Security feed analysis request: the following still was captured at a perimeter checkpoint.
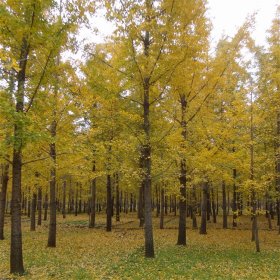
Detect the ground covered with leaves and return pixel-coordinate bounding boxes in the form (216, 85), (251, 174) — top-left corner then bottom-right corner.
(0, 214), (280, 279)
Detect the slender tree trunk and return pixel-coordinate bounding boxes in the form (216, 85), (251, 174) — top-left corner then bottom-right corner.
(200, 182), (208, 235)
(47, 121), (57, 247)
(62, 181), (66, 219)
(191, 186), (197, 229)
(75, 184), (78, 216)
(30, 192), (36, 231)
(160, 187), (164, 229)
(232, 168), (237, 227)
(142, 74), (154, 257)
(138, 183), (144, 227)
(211, 188), (217, 223)
(0, 164), (9, 240)
(164, 194), (168, 215)
(37, 187), (42, 226)
(251, 191), (260, 252)
(177, 94), (187, 245)
(267, 208), (272, 230)
(227, 188), (230, 215)
(44, 193), (48, 221)
(106, 174), (112, 232)
(139, 3), (154, 258)
(155, 185), (160, 217)
(10, 35), (31, 274)
(206, 189), (211, 221)
(89, 174), (96, 228)
(276, 112), (280, 233)
(216, 189), (219, 215)
(130, 193), (133, 212)
(79, 184), (82, 214)
(27, 194), (31, 218)
(115, 173), (120, 222)
(174, 195), (177, 216)
(265, 193), (272, 230)
(222, 181), (228, 229)
(250, 91), (260, 252)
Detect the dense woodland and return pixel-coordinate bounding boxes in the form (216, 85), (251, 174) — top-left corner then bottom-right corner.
(0, 0), (280, 278)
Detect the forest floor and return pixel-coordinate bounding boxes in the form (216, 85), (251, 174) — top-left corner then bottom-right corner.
(0, 213), (280, 279)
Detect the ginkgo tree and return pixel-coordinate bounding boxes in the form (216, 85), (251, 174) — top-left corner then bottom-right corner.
(0, 0), (94, 274)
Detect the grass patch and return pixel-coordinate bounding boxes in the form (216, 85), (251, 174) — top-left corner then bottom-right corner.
(1, 214), (280, 279)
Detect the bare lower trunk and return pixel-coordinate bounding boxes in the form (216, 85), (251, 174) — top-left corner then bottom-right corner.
(0, 164), (9, 240)
(211, 188), (217, 223)
(177, 94), (187, 245)
(89, 175), (96, 228)
(177, 181), (186, 244)
(106, 174), (112, 232)
(10, 35), (29, 274)
(160, 187), (164, 229)
(200, 182), (208, 235)
(222, 181), (227, 229)
(62, 181), (66, 219)
(30, 192), (36, 231)
(37, 187), (42, 225)
(47, 132), (56, 247)
(138, 181), (144, 227)
(251, 192), (260, 252)
(191, 189), (198, 230)
(232, 169), (237, 227)
(115, 173), (120, 222)
(10, 148), (24, 273)
(44, 193), (48, 221)
(143, 167), (154, 257)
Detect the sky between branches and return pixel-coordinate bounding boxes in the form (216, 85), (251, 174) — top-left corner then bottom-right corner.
(80, 0), (279, 48)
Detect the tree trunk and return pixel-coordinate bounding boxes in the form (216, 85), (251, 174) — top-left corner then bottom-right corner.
(89, 175), (96, 228)
(206, 189), (211, 221)
(155, 185), (160, 217)
(177, 94), (187, 245)
(138, 183), (144, 227)
(75, 184), (78, 216)
(211, 188), (217, 223)
(27, 195), (31, 218)
(130, 193), (133, 212)
(10, 35), (30, 274)
(251, 191), (260, 252)
(222, 181), (228, 229)
(140, 6), (154, 258)
(191, 186), (197, 229)
(160, 187), (164, 229)
(62, 181), (66, 219)
(47, 121), (57, 248)
(0, 164), (9, 240)
(174, 195), (177, 216)
(37, 187), (42, 226)
(106, 174), (112, 232)
(115, 173), (120, 222)
(200, 182), (208, 235)
(276, 112), (280, 232)
(79, 184), (82, 214)
(30, 192), (36, 231)
(250, 91), (260, 252)
(232, 168), (237, 227)
(44, 193), (48, 221)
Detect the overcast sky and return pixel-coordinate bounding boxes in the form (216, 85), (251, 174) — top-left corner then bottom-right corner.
(79, 0), (279, 54)
(208, 0), (279, 46)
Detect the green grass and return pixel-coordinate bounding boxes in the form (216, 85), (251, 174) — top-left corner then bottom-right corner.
(1, 214), (280, 279)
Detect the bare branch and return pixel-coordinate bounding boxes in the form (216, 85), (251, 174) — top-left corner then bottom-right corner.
(22, 152), (69, 166)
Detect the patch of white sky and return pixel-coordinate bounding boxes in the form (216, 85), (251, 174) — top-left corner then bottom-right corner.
(207, 0), (279, 48)
(67, 0), (279, 64)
